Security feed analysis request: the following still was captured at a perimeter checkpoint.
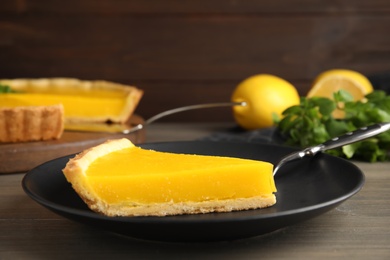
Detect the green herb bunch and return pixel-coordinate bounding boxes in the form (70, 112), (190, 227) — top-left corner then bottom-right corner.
(276, 90), (390, 162)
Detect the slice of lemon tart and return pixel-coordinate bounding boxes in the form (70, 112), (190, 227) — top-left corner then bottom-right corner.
(0, 78), (143, 129)
(62, 138), (277, 217)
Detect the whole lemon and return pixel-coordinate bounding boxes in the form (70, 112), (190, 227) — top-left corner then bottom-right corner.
(231, 74), (300, 130)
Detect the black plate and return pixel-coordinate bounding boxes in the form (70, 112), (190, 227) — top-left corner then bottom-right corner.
(22, 141), (364, 242)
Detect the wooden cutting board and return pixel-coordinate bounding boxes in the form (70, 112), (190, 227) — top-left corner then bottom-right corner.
(0, 115), (145, 174)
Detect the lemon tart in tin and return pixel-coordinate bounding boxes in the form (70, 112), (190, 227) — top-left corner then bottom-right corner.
(0, 78), (143, 142)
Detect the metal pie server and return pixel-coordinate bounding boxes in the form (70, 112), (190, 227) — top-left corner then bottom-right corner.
(273, 122), (390, 176)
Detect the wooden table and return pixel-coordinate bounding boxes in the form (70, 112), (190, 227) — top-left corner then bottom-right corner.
(1, 123), (389, 259)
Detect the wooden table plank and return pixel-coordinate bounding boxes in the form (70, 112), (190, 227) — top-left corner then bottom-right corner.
(0, 123), (389, 259)
(0, 115), (145, 174)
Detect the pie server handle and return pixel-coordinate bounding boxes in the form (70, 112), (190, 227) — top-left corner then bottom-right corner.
(273, 122), (390, 176)
(320, 122), (390, 151)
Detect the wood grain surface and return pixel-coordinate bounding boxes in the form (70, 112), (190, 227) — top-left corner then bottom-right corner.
(0, 123), (389, 259)
(1, 0), (389, 122)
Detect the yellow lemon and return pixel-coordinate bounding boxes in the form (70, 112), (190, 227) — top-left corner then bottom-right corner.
(231, 74), (300, 130)
(308, 69), (373, 100)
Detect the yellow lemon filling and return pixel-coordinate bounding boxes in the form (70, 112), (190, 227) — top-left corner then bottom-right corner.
(86, 147), (276, 204)
(0, 93), (127, 120)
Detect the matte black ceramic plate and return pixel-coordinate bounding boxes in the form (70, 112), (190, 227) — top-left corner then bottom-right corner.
(22, 141), (364, 242)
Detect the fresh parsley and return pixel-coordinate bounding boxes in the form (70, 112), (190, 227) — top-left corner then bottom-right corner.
(276, 90), (390, 162)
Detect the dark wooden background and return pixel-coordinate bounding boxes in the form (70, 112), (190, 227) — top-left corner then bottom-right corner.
(1, 0), (389, 122)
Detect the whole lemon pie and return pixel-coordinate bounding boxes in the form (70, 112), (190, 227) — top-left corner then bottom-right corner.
(0, 78), (143, 143)
(62, 138), (277, 217)
(0, 78), (143, 126)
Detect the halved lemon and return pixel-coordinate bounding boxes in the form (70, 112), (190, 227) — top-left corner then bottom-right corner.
(307, 69), (373, 118)
(307, 69), (373, 100)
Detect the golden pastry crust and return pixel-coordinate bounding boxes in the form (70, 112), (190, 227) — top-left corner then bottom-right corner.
(98, 195), (276, 217)
(63, 139), (276, 217)
(0, 104), (64, 143)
